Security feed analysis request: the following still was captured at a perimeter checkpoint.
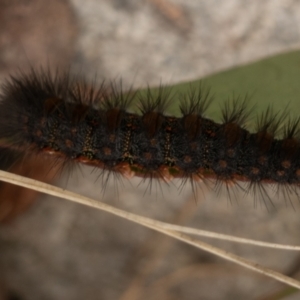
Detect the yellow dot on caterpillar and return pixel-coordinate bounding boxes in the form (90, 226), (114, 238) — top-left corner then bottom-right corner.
(82, 152), (93, 160)
(281, 160), (291, 169)
(103, 147), (112, 156)
(219, 160), (227, 169)
(277, 170), (285, 177)
(251, 167), (260, 175)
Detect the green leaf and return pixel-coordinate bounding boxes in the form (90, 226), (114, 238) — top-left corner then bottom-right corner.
(139, 50), (300, 125)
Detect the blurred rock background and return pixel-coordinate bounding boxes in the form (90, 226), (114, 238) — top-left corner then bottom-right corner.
(1, 0), (300, 299)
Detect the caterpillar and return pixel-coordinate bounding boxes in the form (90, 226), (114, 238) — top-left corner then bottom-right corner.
(0, 68), (299, 204)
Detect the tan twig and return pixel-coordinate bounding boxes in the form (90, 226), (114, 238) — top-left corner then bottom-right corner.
(0, 169), (299, 289)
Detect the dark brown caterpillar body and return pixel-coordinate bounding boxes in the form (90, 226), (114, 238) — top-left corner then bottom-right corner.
(0, 69), (300, 201)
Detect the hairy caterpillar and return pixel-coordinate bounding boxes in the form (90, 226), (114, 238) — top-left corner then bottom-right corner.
(0, 68), (299, 204)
